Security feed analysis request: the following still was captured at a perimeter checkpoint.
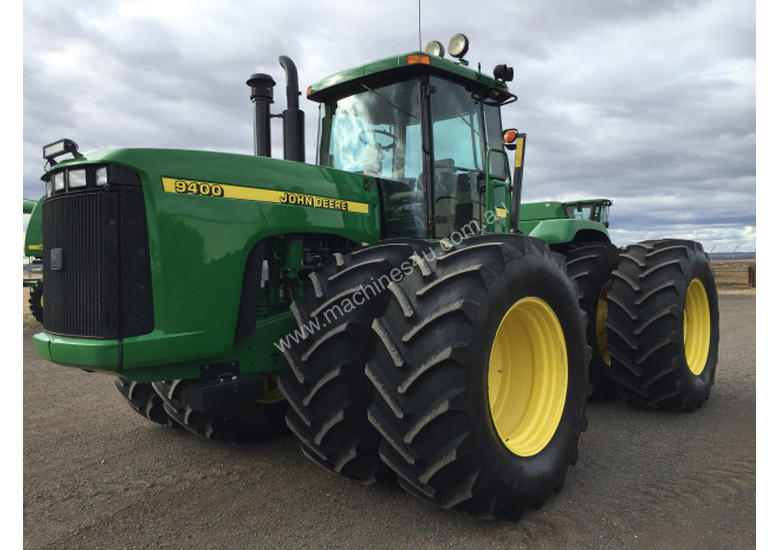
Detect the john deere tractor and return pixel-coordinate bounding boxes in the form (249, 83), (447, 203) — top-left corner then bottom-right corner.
(32, 35), (718, 519)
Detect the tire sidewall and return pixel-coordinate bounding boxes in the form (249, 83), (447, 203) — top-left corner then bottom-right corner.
(463, 251), (588, 497)
(679, 250), (719, 400)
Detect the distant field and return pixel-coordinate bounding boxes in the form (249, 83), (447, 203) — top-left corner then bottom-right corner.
(710, 252), (756, 261)
(711, 259), (756, 290)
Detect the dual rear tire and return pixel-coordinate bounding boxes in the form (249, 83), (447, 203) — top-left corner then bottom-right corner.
(114, 377), (174, 427)
(151, 379), (287, 442)
(113, 375), (287, 442)
(606, 239), (719, 410)
(560, 238), (719, 411)
(282, 235), (589, 519)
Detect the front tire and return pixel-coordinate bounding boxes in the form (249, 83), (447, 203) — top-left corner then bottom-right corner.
(606, 239), (719, 410)
(366, 234), (589, 519)
(279, 241), (425, 483)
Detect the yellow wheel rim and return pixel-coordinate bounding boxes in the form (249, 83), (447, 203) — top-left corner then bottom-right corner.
(488, 297), (568, 457)
(596, 280), (611, 366)
(684, 278), (711, 375)
(255, 374), (285, 405)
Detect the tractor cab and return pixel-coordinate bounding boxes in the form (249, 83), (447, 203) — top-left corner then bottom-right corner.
(307, 36), (516, 240)
(562, 199), (612, 227)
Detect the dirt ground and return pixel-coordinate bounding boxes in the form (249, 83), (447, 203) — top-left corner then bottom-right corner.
(23, 294), (755, 549)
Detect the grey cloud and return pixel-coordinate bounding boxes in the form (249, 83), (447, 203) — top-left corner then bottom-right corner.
(23, 0), (755, 251)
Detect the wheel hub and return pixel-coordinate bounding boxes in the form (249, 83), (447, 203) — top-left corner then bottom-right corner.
(684, 278), (710, 375)
(488, 297), (568, 457)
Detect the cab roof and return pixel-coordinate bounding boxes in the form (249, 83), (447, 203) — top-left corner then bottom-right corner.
(306, 50), (511, 103)
(561, 199), (613, 207)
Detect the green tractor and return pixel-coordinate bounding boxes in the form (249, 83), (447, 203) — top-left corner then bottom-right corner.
(517, 198), (613, 238)
(32, 36), (718, 519)
(24, 197), (45, 323)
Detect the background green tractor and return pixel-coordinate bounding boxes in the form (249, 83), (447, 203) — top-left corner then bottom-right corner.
(31, 35), (718, 519)
(23, 197), (45, 323)
(517, 198), (613, 243)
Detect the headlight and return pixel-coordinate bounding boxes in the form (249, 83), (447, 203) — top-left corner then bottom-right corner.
(95, 167), (107, 186)
(42, 138), (83, 164)
(43, 141), (66, 159)
(424, 40), (444, 57)
(447, 33), (469, 59)
(69, 169), (86, 189)
(53, 172), (65, 192)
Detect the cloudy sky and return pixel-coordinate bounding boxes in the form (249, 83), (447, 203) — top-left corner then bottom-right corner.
(22, 0), (755, 252)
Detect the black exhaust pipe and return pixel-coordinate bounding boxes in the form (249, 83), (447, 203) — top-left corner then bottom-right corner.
(247, 56), (305, 161)
(247, 73), (275, 157)
(278, 55), (305, 162)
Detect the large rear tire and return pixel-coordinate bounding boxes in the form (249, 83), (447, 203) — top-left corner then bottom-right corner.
(29, 283), (43, 324)
(114, 376), (174, 426)
(151, 378), (287, 443)
(561, 242), (620, 400)
(606, 239), (719, 410)
(366, 234), (589, 519)
(279, 241), (425, 483)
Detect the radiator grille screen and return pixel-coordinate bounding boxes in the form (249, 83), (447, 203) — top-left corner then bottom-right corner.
(42, 184), (153, 339)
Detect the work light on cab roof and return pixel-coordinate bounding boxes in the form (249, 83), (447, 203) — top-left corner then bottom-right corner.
(447, 32), (469, 59)
(424, 40), (445, 57)
(424, 33), (470, 63)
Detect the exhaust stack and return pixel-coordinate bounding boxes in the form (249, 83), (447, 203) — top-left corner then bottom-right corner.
(247, 73), (275, 157)
(278, 56), (305, 162)
(247, 56), (305, 161)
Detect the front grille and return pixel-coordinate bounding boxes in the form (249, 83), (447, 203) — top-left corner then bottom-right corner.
(42, 168), (153, 339)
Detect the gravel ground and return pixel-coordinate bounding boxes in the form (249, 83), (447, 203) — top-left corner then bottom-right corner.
(23, 294), (755, 549)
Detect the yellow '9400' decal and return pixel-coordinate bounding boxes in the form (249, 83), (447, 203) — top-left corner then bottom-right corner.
(160, 177), (370, 214)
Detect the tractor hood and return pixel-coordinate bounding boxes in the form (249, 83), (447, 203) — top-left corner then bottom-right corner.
(36, 147), (381, 377)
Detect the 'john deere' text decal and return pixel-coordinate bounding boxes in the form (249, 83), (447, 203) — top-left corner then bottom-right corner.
(161, 177), (369, 214)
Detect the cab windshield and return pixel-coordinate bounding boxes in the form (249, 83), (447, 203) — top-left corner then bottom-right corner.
(318, 79), (422, 182)
(319, 79), (425, 237)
